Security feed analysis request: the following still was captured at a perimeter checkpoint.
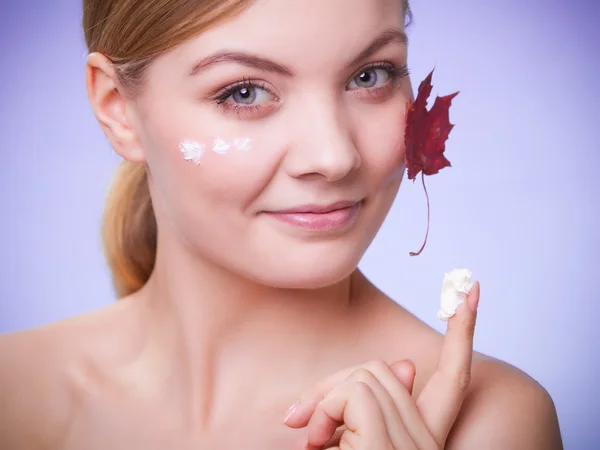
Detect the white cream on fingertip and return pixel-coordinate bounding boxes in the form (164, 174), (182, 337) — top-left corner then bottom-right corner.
(438, 268), (474, 321)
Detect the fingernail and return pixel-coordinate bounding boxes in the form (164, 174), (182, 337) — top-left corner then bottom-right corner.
(284, 401), (299, 423)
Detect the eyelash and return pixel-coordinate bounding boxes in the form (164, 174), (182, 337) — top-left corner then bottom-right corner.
(210, 62), (410, 117)
(213, 78), (275, 105)
(351, 61), (410, 90)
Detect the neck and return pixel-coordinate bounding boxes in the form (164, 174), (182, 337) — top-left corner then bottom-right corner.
(131, 238), (374, 427)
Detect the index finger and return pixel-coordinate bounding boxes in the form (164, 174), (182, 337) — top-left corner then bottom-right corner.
(416, 280), (480, 445)
(284, 359), (414, 428)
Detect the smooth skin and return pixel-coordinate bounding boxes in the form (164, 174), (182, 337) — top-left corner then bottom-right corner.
(0, 278), (563, 450)
(286, 282), (483, 449)
(0, 0), (562, 448)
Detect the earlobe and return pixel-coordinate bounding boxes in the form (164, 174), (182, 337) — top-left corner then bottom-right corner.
(85, 52), (145, 163)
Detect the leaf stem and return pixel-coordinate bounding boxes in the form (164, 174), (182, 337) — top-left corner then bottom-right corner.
(409, 171), (430, 256)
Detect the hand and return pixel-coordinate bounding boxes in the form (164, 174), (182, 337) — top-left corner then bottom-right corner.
(284, 281), (480, 450)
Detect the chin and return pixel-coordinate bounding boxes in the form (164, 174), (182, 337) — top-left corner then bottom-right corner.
(240, 240), (367, 290)
(251, 264), (357, 290)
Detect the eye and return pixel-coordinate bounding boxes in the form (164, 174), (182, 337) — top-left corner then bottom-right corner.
(215, 82), (274, 106)
(347, 68), (390, 90)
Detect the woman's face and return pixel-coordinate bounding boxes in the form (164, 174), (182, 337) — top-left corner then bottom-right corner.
(130, 0), (413, 288)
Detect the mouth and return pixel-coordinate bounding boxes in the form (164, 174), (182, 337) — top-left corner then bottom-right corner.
(264, 200), (362, 232)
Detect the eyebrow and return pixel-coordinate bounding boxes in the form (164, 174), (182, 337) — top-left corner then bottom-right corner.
(189, 27), (408, 77)
(346, 28), (408, 69)
(190, 51), (294, 77)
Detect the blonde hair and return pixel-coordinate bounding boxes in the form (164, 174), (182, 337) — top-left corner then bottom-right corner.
(83, 0), (412, 298)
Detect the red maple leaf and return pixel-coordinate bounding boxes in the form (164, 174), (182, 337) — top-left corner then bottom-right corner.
(404, 69), (458, 256)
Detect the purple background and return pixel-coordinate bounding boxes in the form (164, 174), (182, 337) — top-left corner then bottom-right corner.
(1, 0), (598, 447)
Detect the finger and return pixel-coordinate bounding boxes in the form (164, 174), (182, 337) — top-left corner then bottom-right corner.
(320, 426), (346, 449)
(344, 368), (417, 449)
(366, 360), (436, 449)
(416, 281), (480, 445)
(305, 380), (391, 449)
(303, 368), (416, 449)
(390, 359), (416, 395)
(304, 376), (410, 449)
(285, 359), (411, 428)
(284, 359), (383, 428)
(289, 360), (433, 450)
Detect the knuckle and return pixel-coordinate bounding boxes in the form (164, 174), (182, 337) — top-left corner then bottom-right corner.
(349, 367), (376, 384)
(464, 316), (476, 337)
(438, 368), (472, 394)
(366, 358), (390, 374)
(352, 380), (374, 398)
(456, 370), (472, 393)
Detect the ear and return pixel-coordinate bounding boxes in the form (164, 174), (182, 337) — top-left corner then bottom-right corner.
(85, 52), (145, 163)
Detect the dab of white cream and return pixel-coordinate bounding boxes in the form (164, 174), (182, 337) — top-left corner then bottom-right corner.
(212, 138), (231, 155)
(438, 269), (474, 321)
(179, 140), (205, 165)
(233, 137), (252, 152)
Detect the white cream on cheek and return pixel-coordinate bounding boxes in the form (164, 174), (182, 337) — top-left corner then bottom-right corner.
(212, 138), (231, 155)
(179, 140), (205, 166)
(232, 137), (252, 152)
(179, 137), (253, 165)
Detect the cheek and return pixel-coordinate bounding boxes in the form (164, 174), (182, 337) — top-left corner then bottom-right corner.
(356, 102), (407, 185)
(138, 107), (282, 220)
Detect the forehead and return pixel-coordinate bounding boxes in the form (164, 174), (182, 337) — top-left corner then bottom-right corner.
(167, 0), (406, 73)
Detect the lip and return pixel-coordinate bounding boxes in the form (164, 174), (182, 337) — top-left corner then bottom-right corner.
(273, 200), (360, 214)
(264, 200), (361, 232)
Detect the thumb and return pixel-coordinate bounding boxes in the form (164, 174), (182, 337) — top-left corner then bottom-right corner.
(391, 359), (416, 395)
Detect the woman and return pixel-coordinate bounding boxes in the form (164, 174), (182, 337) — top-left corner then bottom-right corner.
(0, 0), (563, 448)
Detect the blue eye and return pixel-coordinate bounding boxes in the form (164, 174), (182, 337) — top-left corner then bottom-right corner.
(348, 68), (390, 89)
(216, 82), (273, 105)
(346, 63), (409, 92)
(232, 86), (256, 104)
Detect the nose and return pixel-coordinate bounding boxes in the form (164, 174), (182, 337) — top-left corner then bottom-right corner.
(283, 97), (362, 182)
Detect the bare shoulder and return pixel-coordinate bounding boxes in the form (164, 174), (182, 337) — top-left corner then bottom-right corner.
(0, 323), (78, 448)
(0, 301), (135, 449)
(447, 355), (563, 449)
(364, 292), (563, 449)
